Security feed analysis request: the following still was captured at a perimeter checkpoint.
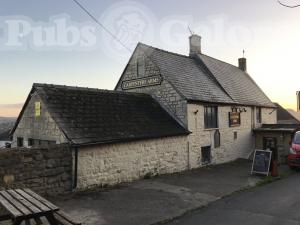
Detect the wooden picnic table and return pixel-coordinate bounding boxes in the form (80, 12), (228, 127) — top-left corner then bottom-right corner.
(0, 189), (61, 225)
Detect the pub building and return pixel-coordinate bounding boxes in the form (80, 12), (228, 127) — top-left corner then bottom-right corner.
(11, 34), (278, 189)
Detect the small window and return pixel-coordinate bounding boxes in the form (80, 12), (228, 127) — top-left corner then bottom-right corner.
(234, 131), (238, 140)
(204, 106), (218, 129)
(214, 130), (220, 148)
(137, 56), (145, 77)
(17, 137), (24, 147)
(256, 107), (262, 123)
(201, 146), (211, 165)
(28, 138), (34, 147)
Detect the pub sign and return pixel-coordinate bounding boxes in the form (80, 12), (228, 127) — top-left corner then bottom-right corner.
(121, 75), (162, 90)
(229, 112), (241, 127)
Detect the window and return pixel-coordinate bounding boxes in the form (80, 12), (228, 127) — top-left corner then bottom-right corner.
(234, 131), (238, 140)
(256, 107), (262, 123)
(214, 130), (220, 148)
(28, 138), (34, 147)
(201, 146), (211, 165)
(204, 106), (218, 129)
(17, 137), (23, 147)
(136, 56), (145, 77)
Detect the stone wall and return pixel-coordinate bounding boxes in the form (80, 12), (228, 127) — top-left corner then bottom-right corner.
(261, 107), (277, 125)
(77, 136), (188, 189)
(255, 132), (292, 164)
(187, 104), (253, 167)
(12, 94), (67, 147)
(187, 104), (277, 168)
(115, 47), (188, 125)
(0, 145), (72, 196)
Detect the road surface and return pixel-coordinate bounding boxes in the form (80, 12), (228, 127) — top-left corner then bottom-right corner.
(166, 173), (300, 225)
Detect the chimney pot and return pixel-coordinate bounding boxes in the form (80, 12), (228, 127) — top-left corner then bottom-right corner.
(238, 57), (247, 72)
(189, 34), (201, 55)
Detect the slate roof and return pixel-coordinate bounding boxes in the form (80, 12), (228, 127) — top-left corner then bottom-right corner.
(138, 43), (275, 107)
(274, 103), (300, 124)
(13, 84), (189, 146)
(254, 124), (300, 133)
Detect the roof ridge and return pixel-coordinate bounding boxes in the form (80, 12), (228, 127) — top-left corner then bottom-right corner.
(191, 55), (236, 103)
(198, 53), (242, 70)
(33, 83), (151, 97)
(138, 42), (191, 59)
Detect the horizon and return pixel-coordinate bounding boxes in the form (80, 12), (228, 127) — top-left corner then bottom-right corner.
(0, 0), (300, 117)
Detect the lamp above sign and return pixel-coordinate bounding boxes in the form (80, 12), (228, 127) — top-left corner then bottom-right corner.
(121, 75), (162, 90)
(229, 112), (241, 127)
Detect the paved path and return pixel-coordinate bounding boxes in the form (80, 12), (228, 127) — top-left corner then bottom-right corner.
(165, 173), (300, 225)
(52, 159), (262, 225)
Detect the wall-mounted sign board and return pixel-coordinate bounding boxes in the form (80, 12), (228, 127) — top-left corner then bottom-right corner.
(251, 149), (272, 176)
(229, 112), (241, 127)
(121, 75), (162, 90)
(35, 102), (41, 117)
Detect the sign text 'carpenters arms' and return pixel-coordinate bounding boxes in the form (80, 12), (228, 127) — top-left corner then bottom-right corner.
(121, 75), (163, 90)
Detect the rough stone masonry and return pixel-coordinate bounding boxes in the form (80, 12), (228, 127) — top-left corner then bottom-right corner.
(0, 144), (72, 196)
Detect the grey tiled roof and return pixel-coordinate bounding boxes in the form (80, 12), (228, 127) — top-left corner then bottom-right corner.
(28, 84), (189, 145)
(139, 43), (275, 107)
(139, 44), (234, 104)
(274, 103), (300, 124)
(198, 54), (275, 107)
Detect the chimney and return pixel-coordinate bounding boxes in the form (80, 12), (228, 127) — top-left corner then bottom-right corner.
(189, 34), (201, 55)
(238, 57), (247, 72)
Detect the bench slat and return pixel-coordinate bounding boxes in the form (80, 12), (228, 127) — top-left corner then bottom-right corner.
(55, 211), (81, 225)
(0, 192), (31, 216)
(0, 193), (23, 218)
(15, 189), (51, 213)
(53, 215), (70, 225)
(23, 189), (59, 211)
(7, 190), (42, 214)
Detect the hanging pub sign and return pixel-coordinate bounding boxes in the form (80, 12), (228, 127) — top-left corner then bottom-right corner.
(228, 112), (241, 127)
(251, 149), (272, 176)
(121, 75), (162, 90)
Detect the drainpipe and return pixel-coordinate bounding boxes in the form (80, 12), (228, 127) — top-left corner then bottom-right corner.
(72, 146), (78, 190)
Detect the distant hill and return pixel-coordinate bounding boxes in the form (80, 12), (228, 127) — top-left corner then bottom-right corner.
(0, 117), (16, 124)
(0, 117), (16, 140)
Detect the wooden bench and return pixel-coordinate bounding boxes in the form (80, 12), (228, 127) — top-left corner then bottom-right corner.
(54, 210), (81, 225)
(0, 189), (80, 225)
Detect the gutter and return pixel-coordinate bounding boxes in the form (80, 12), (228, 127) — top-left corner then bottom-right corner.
(71, 145), (79, 190)
(70, 132), (191, 148)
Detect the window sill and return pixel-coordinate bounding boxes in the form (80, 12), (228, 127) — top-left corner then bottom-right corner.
(204, 128), (219, 131)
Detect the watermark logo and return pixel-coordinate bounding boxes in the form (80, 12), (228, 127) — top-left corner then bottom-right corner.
(99, 1), (156, 59)
(0, 14), (97, 51)
(0, 1), (255, 60)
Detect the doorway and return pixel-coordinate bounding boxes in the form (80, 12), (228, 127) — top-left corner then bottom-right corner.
(201, 146), (211, 165)
(263, 137), (278, 161)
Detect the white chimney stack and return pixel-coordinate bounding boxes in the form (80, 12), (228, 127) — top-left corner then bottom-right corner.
(189, 34), (202, 55)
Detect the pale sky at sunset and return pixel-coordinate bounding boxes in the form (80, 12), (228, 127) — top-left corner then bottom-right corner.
(0, 0), (299, 117)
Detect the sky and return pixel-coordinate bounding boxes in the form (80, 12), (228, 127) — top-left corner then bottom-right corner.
(0, 0), (299, 117)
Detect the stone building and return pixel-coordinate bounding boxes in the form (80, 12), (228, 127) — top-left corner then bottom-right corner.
(11, 35), (277, 189)
(115, 34), (277, 165)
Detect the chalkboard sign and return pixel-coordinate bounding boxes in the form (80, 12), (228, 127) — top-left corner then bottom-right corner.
(251, 150), (272, 175)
